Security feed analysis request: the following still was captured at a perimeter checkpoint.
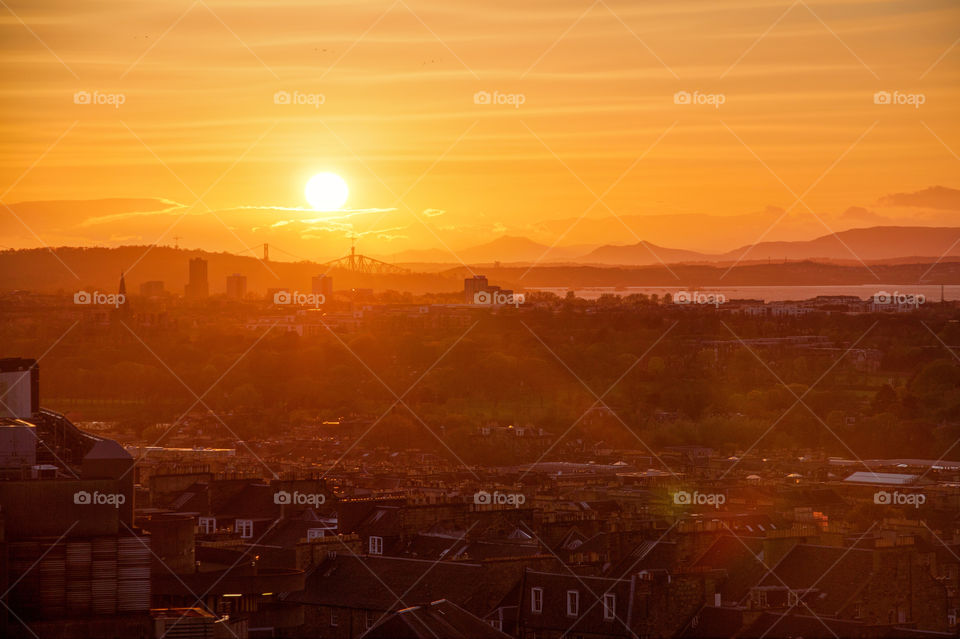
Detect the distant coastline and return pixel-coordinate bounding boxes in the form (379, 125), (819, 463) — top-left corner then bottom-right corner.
(532, 284), (960, 303)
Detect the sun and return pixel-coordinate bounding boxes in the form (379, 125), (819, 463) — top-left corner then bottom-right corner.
(305, 172), (349, 210)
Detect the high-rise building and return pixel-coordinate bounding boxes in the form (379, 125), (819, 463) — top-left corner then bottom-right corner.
(226, 273), (247, 300)
(464, 275), (488, 303)
(185, 258), (208, 299)
(311, 274), (333, 300)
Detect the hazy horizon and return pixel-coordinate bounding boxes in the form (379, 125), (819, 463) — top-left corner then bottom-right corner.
(3, 4), (960, 639)
(3, 0), (960, 271)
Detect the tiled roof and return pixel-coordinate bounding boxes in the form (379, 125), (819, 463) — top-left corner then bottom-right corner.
(604, 539), (677, 577)
(216, 483), (280, 519)
(678, 606), (745, 638)
(287, 555), (514, 616)
(691, 535), (766, 604)
(360, 599), (512, 639)
(738, 611), (867, 638)
(757, 544), (873, 615)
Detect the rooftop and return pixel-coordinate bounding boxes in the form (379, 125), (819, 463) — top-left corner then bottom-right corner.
(842, 471), (919, 485)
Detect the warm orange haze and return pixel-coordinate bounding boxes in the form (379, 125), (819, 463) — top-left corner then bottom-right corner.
(3, 2), (960, 639)
(1, 0), (960, 264)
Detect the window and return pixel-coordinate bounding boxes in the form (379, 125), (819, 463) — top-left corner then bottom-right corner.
(198, 517), (216, 534)
(531, 587), (543, 613)
(566, 590), (579, 617)
(307, 528), (325, 541)
(369, 536), (383, 555)
(330, 610), (339, 627)
(787, 591), (799, 608)
(365, 610), (376, 629)
(236, 519), (253, 539)
(603, 593), (616, 620)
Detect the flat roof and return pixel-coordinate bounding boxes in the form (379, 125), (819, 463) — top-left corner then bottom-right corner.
(842, 471), (918, 485)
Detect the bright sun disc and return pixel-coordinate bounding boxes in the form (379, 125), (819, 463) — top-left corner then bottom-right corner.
(305, 172), (349, 210)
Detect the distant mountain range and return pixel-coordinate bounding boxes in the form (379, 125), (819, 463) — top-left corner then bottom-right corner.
(581, 226), (960, 266)
(388, 226), (960, 267)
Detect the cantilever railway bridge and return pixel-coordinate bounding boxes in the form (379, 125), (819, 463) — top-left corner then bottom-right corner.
(230, 241), (410, 275)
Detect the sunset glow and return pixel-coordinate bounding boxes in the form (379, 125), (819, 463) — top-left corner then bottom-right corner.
(0, 1), (957, 262)
(3, 3), (960, 638)
(305, 172), (349, 211)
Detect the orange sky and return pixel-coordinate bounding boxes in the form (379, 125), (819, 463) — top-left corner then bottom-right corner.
(1, 0), (959, 262)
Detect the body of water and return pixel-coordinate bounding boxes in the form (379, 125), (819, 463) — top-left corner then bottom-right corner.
(529, 285), (960, 303)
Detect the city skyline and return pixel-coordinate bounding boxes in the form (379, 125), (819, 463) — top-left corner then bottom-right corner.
(3, 2), (960, 638)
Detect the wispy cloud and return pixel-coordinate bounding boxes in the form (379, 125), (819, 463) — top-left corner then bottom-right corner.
(82, 199), (187, 226)
(879, 186), (960, 211)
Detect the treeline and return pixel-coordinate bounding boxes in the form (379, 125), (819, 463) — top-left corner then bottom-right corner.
(3, 301), (960, 463)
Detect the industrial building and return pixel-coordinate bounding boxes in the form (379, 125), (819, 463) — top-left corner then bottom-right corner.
(0, 358), (152, 638)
